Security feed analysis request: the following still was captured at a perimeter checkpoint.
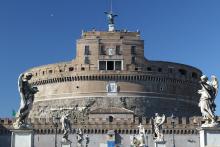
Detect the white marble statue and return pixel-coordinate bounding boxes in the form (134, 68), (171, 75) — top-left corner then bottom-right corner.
(76, 128), (84, 147)
(130, 124), (147, 147)
(198, 75), (219, 127)
(60, 113), (71, 142)
(153, 113), (165, 142)
(106, 81), (118, 93)
(13, 73), (38, 129)
(138, 124), (146, 146)
(85, 134), (89, 147)
(130, 135), (139, 147)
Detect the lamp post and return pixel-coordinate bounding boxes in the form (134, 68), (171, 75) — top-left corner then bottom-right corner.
(171, 114), (176, 147)
(85, 134), (89, 147)
(53, 113), (60, 147)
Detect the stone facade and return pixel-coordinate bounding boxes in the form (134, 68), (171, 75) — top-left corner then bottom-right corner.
(0, 28), (207, 147)
(23, 30), (202, 119)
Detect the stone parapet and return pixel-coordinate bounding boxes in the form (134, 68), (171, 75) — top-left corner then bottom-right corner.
(1, 116), (219, 135)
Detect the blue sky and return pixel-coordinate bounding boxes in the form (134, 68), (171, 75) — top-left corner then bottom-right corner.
(0, 0), (220, 117)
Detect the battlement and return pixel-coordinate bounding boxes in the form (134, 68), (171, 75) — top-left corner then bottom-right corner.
(81, 30), (141, 40)
(1, 116), (219, 135)
(0, 118), (13, 126)
(1, 116), (217, 126)
(27, 61), (201, 82)
(30, 73), (199, 87)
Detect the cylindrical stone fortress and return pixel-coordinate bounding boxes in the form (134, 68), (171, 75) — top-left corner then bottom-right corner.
(26, 31), (202, 118)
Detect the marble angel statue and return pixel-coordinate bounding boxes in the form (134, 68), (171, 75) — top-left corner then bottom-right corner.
(153, 113), (165, 141)
(130, 124), (147, 147)
(76, 128), (84, 147)
(60, 113), (71, 142)
(13, 73), (38, 129)
(198, 75), (219, 127)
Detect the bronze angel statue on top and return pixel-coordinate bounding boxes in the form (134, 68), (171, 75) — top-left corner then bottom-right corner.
(104, 12), (117, 25)
(198, 75), (219, 127)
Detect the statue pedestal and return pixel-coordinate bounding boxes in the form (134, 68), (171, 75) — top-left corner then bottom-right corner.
(107, 130), (115, 147)
(154, 141), (166, 147)
(199, 127), (220, 147)
(61, 141), (72, 147)
(11, 129), (34, 147)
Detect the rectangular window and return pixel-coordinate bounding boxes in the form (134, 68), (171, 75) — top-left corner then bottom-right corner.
(107, 61), (114, 70)
(115, 61), (122, 70)
(100, 45), (106, 55)
(84, 56), (89, 64)
(69, 67), (74, 71)
(116, 45), (121, 55)
(179, 69), (187, 76)
(158, 68), (162, 72)
(131, 46), (136, 55)
(168, 67), (174, 73)
(147, 67), (152, 71)
(131, 56), (136, 64)
(99, 60), (123, 71)
(84, 46), (90, 55)
(99, 61), (106, 70)
(192, 72), (198, 79)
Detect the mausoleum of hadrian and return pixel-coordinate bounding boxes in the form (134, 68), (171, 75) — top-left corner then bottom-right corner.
(0, 11), (219, 147)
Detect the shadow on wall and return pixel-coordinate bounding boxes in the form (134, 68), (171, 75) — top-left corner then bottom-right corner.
(115, 133), (122, 146)
(0, 124), (11, 147)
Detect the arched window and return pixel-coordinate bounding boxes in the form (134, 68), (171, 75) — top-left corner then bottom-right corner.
(147, 67), (152, 71)
(192, 72), (198, 79)
(109, 116), (113, 123)
(69, 67), (74, 71)
(179, 69), (187, 76)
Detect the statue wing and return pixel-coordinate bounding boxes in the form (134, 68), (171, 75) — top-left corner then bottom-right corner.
(67, 118), (71, 130)
(69, 121), (72, 130)
(211, 75), (218, 97)
(159, 114), (166, 126)
(18, 73), (24, 93)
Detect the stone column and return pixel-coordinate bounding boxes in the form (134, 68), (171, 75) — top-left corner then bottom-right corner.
(11, 129), (34, 147)
(154, 141), (166, 147)
(199, 127), (220, 147)
(61, 141), (72, 147)
(107, 130), (115, 147)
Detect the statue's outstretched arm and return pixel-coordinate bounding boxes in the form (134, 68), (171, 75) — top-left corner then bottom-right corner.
(211, 75), (218, 97)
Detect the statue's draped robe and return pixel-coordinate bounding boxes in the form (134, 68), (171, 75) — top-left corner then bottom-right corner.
(18, 80), (31, 117)
(61, 116), (71, 140)
(199, 82), (215, 120)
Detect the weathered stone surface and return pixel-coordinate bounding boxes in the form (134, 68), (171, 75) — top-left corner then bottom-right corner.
(11, 129), (34, 147)
(0, 133), (200, 147)
(0, 28), (206, 147)
(21, 31), (202, 119)
(199, 127), (220, 147)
